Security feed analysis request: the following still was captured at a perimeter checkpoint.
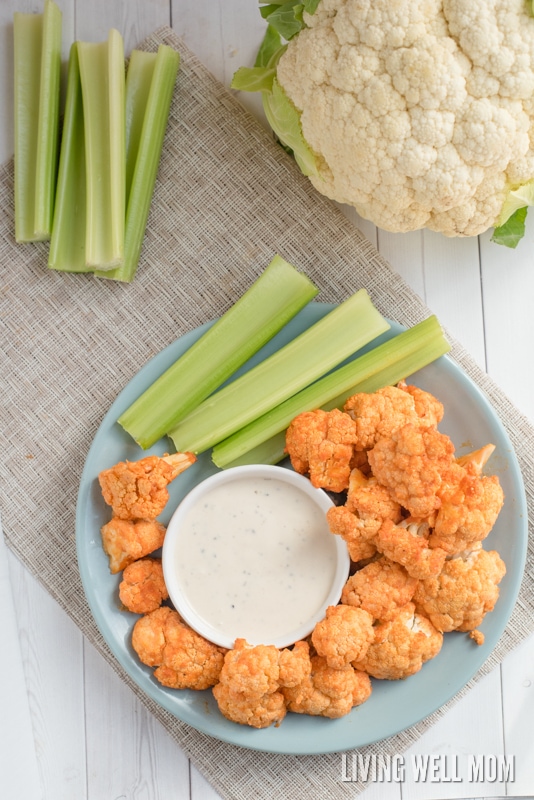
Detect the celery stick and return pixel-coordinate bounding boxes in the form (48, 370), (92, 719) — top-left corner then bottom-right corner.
(168, 289), (390, 455)
(33, 0), (62, 238)
(124, 50), (158, 200)
(48, 43), (88, 272)
(14, 12), (43, 242)
(212, 315), (450, 467)
(78, 29), (125, 269)
(97, 44), (180, 282)
(118, 256), (319, 448)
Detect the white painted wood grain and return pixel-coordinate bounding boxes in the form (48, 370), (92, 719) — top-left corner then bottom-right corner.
(0, 527), (42, 800)
(2, 0), (534, 798)
(6, 551), (87, 800)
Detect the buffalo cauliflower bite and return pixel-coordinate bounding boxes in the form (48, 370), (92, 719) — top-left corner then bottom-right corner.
(368, 423), (456, 518)
(213, 682), (287, 729)
(413, 548), (506, 632)
(341, 557), (419, 621)
(343, 384), (442, 450)
(100, 517), (166, 574)
(212, 638), (312, 729)
(282, 654), (372, 718)
(98, 452), (196, 520)
(376, 518), (447, 580)
(131, 606), (226, 690)
(352, 602), (443, 680)
(327, 467), (402, 561)
(311, 604), (375, 668)
(119, 557), (168, 614)
(327, 505), (378, 562)
(431, 467), (504, 555)
(285, 408), (359, 491)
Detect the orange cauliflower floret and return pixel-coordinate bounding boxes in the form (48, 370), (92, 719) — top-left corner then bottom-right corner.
(326, 468), (402, 562)
(98, 452), (196, 520)
(282, 654), (372, 718)
(285, 408), (359, 492)
(413, 548), (506, 633)
(311, 604), (375, 668)
(398, 382), (444, 427)
(368, 423), (456, 518)
(212, 638), (306, 729)
(353, 602), (443, 680)
(327, 505), (378, 562)
(118, 557), (168, 614)
(432, 466), (504, 555)
(131, 606), (226, 690)
(376, 518), (448, 580)
(341, 557), (419, 621)
(343, 384), (443, 451)
(100, 517), (166, 574)
(278, 640), (313, 688)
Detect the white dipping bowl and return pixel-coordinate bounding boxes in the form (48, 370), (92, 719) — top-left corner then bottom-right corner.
(162, 464), (350, 650)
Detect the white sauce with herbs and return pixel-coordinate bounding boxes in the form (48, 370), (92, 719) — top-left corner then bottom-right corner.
(174, 475), (338, 645)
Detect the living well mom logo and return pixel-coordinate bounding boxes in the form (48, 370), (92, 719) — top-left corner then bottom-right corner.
(341, 752), (515, 784)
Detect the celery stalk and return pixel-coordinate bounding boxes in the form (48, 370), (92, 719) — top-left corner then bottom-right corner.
(168, 289), (390, 455)
(34, 0), (62, 238)
(78, 29), (125, 269)
(212, 315), (450, 467)
(118, 256), (319, 449)
(97, 44), (180, 282)
(48, 43), (88, 272)
(13, 0), (62, 242)
(124, 50), (158, 200)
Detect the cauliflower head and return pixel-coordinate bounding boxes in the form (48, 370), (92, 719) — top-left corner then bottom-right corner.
(249, 0), (534, 238)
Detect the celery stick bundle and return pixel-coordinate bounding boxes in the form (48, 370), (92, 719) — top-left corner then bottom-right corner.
(13, 0), (180, 281)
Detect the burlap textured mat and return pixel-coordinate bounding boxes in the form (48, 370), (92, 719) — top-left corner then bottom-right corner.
(1, 26), (533, 800)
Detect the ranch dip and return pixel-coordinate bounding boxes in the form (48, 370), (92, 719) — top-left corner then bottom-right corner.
(174, 474), (339, 646)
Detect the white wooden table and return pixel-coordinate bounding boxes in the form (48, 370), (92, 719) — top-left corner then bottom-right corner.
(1, 2), (534, 798)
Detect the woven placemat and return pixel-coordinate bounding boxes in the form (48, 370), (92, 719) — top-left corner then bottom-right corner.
(1, 26), (533, 800)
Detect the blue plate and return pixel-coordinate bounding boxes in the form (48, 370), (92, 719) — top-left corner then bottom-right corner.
(76, 303), (528, 755)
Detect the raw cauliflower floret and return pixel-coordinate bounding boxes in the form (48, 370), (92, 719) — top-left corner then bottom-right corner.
(341, 556), (419, 621)
(282, 654), (372, 718)
(274, 0), (534, 237)
(352, 602), (443, 680)
(327, 467), (402, 561)
(285, 408), (358, 491)
(311, 604), (375, 668)
(431, 465), (504, 555)
(212, 638), (311, 729)
(118, 557), (168, 614)
(131, 606), (226, 690)
(343, 384), (442, 450)
(100, 517), (166, 574)
(98, 452), (196, 520)
(413, 548), (506, 632)
(376, 518), (448, 580)
(368, 423), (456, 518)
